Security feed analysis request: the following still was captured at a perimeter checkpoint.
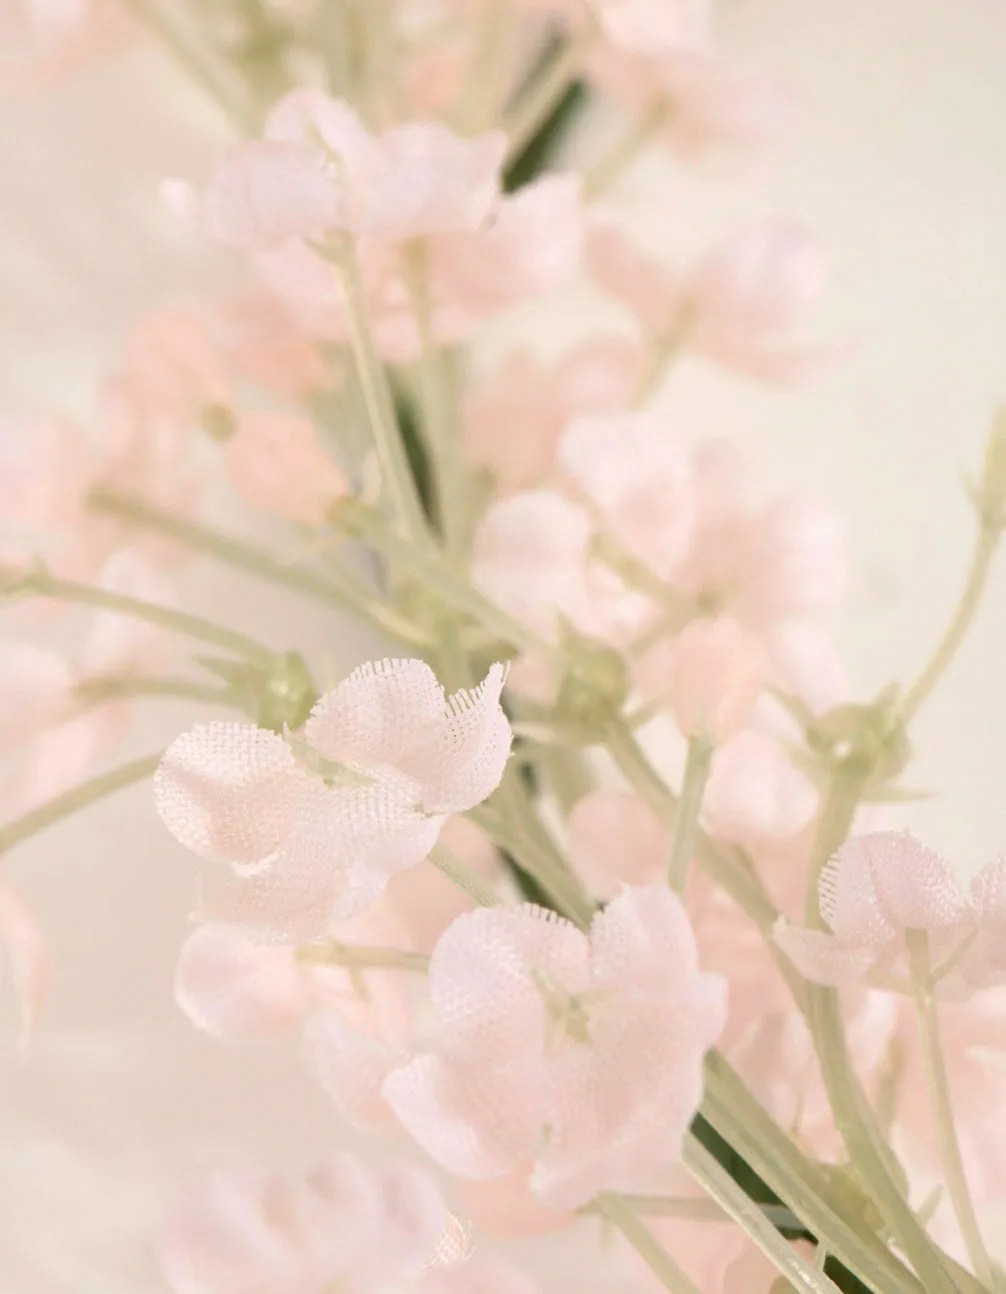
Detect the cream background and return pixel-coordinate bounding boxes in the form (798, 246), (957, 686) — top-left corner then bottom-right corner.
(1, 1), (1006, 1288)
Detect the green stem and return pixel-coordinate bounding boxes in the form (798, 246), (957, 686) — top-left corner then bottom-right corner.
(334, 502), (556, 659)
(630, 315), (693, 409)
(88, 489), (433, 649)
(906, 930), (996, 1286)
(6, 566), (274, 668)
(682, 1134), (843, 1294)
(295, 941), (430, 974)
(428, 843), (501, 908)
(900, 519), (1002, 724)
(804, 766), (963, 1294)
(502, 29), (594, 162)
(327, 235), (431, 544)
(0, 754), (163, 858)
(667, 737), (712, 892)
(582, 101), (669, 200)
(75, 675), (231, 707)
(123, 0), (255, 132)
(404, 245), (467, 558)
(701, 1053), (928, 1294)
(593, 1194), (704, 1294)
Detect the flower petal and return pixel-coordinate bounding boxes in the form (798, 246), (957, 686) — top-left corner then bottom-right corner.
(301, 1007), (403, 1126)
(383, 1054), (542, 1180)
(773, 922), (878, 986)
(567, 792), (669, 899)
(174, 925), (308, 1040)
(155, 723), (309, 870)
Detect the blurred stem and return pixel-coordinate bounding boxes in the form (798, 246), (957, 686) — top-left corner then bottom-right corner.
(900, 517), (1002, 724)
(667, 737), (712, 892)
(503, 28), (595, 162)
(326, 234), (431, 545)
(88, 488), (433, 649)
(630, 315), (693, 409)
(906, 929), (996, 1287)
(333, 501), (557, 658)
(428, 843), (501, 908)
(0, 754), (163, 858)
(4, 565), (275, 668)
(455, 0), (519, 132)
(582, 101), (669, 199)
(123, 0), (255, 132)
(403, 244), (467, 558)
(682, 1134), (843, 1294)
(804, 765), (963, 1294)
(295, 940), (429, 973)
(594, 1194), (704, 1294)
(75, 674), (231, 707)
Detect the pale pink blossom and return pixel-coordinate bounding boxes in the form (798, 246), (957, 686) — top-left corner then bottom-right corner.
(0, 881), (51, 1053)
(0, 416), (93, 528)
(593, 0), (710, 56)
(588, 220), (835, 384)
(175, 91), (507, 251)
(224, 413), (350, 526)
(216, 291), (335, 401)
(383, 885), (726, 1209)
(702, 729), (818, 847)
(117, 308), (231, 428)
(559, 413), (696, 581)
(774, 832), (987, 988)
(160, 1153), (456, 1294)
(668, 616), (766, 744)
(470, 489), (651, 656)
(155, 660), (510, 942)
(586, 49), (791, 161)
(566, 791), (668, 899)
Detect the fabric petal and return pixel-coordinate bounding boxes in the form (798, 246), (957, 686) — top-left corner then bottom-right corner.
(301, 1007), (403, 1126)
(305, 658), (444, 770)
(155, 723), (309, 870)
(773, 922), (878, 986)
(398, 664), (512, 814)
(428, 905), (589, 1064)
(174, 925), (308, 1040)
(383, 1054), (542, 1180)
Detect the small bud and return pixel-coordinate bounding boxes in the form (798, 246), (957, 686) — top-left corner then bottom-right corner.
(668, 616), (765, 744)
(259, 650), (317, 733)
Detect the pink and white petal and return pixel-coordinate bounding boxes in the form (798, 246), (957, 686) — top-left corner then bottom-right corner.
(370, 123), (506, 238)
(567, 792), (669, 899)
(585, 224), (678, 334)
(362, 1159), (450, 1283)
(330, 776), (442, 877)
(703, 730), (817, 848)
(174, 925), (308, 1040)
(0, 882), (51, 1053)
(301, 1007), (403, 1126)
(306, 658), (444, 769)
(159, 1169), (315, 1294)
(399, 664), (512, 814)
(821, 832), (966, 941)
(383, 1054), (542, 1180)
(457, 1164), (574, 1240)
(589, 884), (706, 991)
(155, 723), (308, 869)
(429, 905), (589, 1063)
(773, 922), (878, 986)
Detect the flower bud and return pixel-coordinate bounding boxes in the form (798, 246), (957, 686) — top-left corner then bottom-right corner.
(225, 412), (350, 526)
(668, 616), (766, 744)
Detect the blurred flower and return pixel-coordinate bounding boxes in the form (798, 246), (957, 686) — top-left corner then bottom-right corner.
(668, 616), (766, 744)
(224, 412), (350, 526)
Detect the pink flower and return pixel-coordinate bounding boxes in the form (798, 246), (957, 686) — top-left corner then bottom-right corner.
(668, 616), (766, 744)
(567, 791), (669, 899)
(160, 1153), (456, 1294)
(775, 832), (987, 988)
(593, 0), (710, 56)
(154, 660), (510, 942)
(0, 881), (51, 1053)
(702, 729), (818, 847)
(224, 412), (350, 526)
(586, 49), (791, 161)
(0, 416), (93, 528)
(383, 885), (726, 1209)
(456, 1164), (574, 1239)
(460, 341), (639, 496)
(558, 413), (696, 581)
(588, 221), (835, 384)
(174, 91), (507, 252)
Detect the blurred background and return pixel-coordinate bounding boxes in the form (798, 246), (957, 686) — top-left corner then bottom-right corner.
(1, 1), (1005, 1288)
